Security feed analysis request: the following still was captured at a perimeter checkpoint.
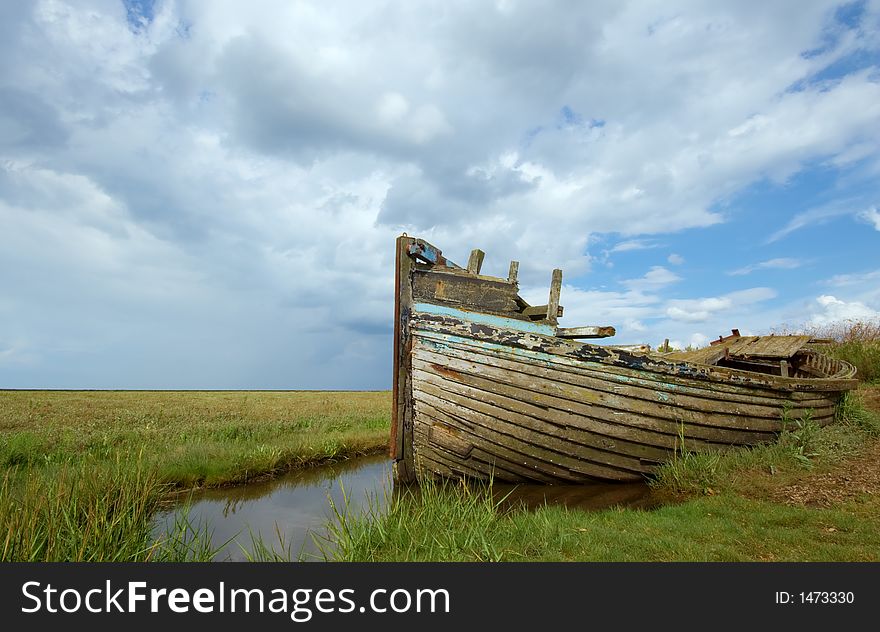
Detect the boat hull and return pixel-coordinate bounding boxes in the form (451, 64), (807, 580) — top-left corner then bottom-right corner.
(405, 307), (853, 484)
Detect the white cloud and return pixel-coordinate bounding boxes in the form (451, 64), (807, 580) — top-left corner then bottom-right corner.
(817, 269), (880, 313)
(728, 257), (803, 276)
(689, 332), (709, 348)
(610, 239), (660, 253)
(665, 288), (778, 323)
(767, 200), (869, 242)
(809, 295), (880, 325)
(823, 269), (880, 287)
(667, 253), (685, 265)
(622, 266), (682, 291)
(859, 206), (880, 230)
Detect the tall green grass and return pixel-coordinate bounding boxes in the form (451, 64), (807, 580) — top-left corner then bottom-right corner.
(0, 456), (223, 562)
(318, 477), (509, 562)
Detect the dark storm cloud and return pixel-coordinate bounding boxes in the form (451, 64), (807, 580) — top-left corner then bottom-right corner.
(0, 88), (69, 152)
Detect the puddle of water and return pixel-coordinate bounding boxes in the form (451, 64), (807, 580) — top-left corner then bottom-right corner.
(152, 454), (392, 561)
(153, 455), (658, 561)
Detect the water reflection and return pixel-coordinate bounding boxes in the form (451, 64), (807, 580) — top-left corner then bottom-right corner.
(153, 456), (658, 561)
(152, 454), (392, 561)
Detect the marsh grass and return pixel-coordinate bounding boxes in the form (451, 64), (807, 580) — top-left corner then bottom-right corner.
(320, 476), (507, 562)
(0, 390), (390, 561)
(0, 390), (390, 487)
(0, 456), (222, 561)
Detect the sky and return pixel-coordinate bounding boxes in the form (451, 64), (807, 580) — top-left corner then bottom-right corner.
(1, 0), (879, 389)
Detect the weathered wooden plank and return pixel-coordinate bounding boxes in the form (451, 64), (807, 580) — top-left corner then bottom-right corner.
(414, 367), (672, 466)
(412, 355), (783, 448)
(414, 429), (506, 480)
(415, 404), (629, 481)
(730, 335), (813, 359)
(609, 344), (652, 353)
(522, 305), (564, 319)
(413, 328), (839, 408)
(415, 433), (549, 483)
(406, 238), (463, 269)
(414, 450), (467, 481)
(546, 268), (562, 325)
(391, 235), (416, 482)
(411, 271), (521, 314)
(556, 326), (616, 339)
(426, 422), (474, 457)
(416, 388), (662, 477)
(665, 346), (728, 365)
(414, 375), (833, 486)
(413, 340), (836, 424)
(508, 261), (519, 285)
(467, 249), (485, 275)
(416, 351), (832, 447)
(414, 303), (556, 336)
(415, 422), (560, 482)
(416, 383), (829, 486)
(413, 353), (777, 444)
(410, 315), (857, 393)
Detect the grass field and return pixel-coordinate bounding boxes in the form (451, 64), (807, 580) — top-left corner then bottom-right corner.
(0, 390), (390, 486)
(0, 390), (391, 561)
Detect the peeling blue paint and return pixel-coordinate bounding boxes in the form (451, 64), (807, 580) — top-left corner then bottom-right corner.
(413, 303), (557, 336)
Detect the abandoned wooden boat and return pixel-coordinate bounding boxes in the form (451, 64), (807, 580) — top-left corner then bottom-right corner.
(390, 235), (858, 484)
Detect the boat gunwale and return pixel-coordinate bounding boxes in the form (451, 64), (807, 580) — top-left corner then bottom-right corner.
(410, 307), (858, 394)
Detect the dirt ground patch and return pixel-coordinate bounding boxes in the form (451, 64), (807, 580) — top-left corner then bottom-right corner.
(773, 386), (880, 508)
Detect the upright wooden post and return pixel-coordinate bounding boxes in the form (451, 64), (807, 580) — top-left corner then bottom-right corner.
(391, 234), (416, 483)
(547, 269), (562, 325)
(467, 249), (485, 275)
(508, 260), (519, 285)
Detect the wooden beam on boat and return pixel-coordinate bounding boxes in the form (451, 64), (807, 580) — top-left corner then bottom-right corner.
(547, 269), (562, 325)
(609, 344), (652, 353)
(391, 235), (417, 483)
(412, 270), (522, 314)
(407, 238), (464, 270)
(556, 326), (616, 339)
(467, 249), (485, 274)
(522, 304), (564, 319)
(508, 260), (519, 285)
